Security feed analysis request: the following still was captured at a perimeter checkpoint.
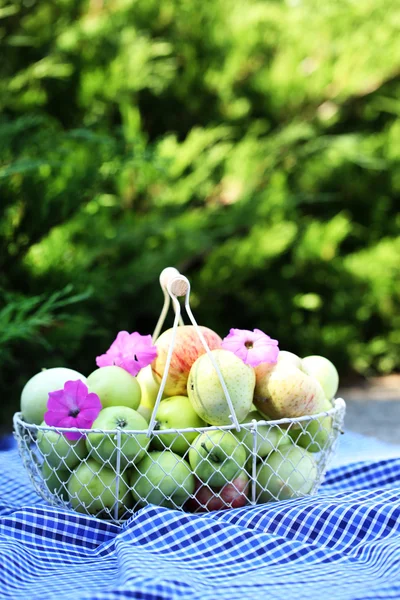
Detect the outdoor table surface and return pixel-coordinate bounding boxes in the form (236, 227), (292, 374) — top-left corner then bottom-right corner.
(0, 430), (399, 600)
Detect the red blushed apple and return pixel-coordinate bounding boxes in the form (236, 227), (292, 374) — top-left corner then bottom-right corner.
(187, 472), (250, 512)
(151, 325), (222, 397)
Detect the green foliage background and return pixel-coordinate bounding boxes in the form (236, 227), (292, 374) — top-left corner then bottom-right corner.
(1, 0), (400, 429)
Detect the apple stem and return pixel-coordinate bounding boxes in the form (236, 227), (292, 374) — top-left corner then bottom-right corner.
(210, 452), (222, 463)
(201, 442), (221, 463)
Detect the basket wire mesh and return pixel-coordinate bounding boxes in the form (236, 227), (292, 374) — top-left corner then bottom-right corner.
(13, 268), (346, 525)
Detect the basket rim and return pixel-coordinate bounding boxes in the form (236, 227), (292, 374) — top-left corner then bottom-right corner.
(13, 398), (346, 437)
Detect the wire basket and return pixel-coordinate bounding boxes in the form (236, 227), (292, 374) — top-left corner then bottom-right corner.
(13, 268), (346, 525)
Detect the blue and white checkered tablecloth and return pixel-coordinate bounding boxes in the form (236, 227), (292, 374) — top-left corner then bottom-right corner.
(0, 431), (399, 600)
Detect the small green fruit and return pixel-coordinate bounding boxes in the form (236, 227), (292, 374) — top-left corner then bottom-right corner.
(301, 355), (339, 400)
(20, 367), (86, 425)
(130, 451), (195, 509)
(86, 406), (149, 467)
(68, 459), (132, 517)
(288, 398), (333, 452)
(42, 461), (69, 498)
(37, 422), (88, 469)
(87, 366), (141, 410)
(235, 411), (291, 458)
(277, 351), (302, 369)
(136, 365), (161, 422)
(189, 430), (247, 488)
(152, 395), (206, 456)
(256, 445), (318, 503)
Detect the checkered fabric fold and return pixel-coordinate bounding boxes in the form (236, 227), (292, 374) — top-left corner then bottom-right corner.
(1, 434), (399, 600)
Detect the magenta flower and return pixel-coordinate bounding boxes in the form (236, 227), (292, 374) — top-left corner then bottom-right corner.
(221, 328), (279, 367)
(96, 331), (157, 377)
(44, 380), (102, 440)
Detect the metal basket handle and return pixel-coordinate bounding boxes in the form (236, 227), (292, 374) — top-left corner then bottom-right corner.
(146, 268), (241, 436)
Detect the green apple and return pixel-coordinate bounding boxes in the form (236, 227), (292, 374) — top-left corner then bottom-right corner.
(42, 461), (70, 498)
(187, 349), (255, 426)
(151, 395), (206, 456)
(277, 351), (302, 369)
(130, 450), (195, 509)
(87, 366), (141, 410)
(301, 355), (339, 400)
(20, 367), (86, 425)
(37, 422), (88, 469)
(136, 365), (161, 422)
(68, 459), (132, 517)
(235, 411), (291, 459)
(254, 362), (327, 419)
(256, 445), (318, 503)
(189, 430), (247, 488)
(288, 398), (333, 452)
(86, 406), (149, 467)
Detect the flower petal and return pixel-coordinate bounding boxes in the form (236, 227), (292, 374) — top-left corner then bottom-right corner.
(221, 328), (279, 367)
(44, 413), (81, 440)
(78, 392), (102, 411)
(75, 415), (97, 430)
(96, 330), (157, 376)
(245, 347), (268, 367)
(63, 430), (83, 441)
(44, 381), (101, 439)
(55, 415), (79, 429)
(96, 353), (114, 368)
(54, 415), (84, 440)
(63, 380), (88, 405)
(136, 349), (158, 368)
(221, 337), (247, 354)
(78, 406), (101, 423)
(114, 331), (131, 353)
(47, 389), (70, 412)
(118, 358), (141, 377)
(44, 410), (64, 427)
(230, 328), (256, 340)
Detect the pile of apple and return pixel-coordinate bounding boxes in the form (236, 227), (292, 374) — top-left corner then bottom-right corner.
(20, 325), (339, 517)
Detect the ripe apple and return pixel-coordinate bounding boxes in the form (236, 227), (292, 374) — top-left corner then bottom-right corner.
(42, 461), (70, 498)
(37, 422), (88, 469)
(256, 445), (318, 503)
(235, 411), (291, 459)
(86, 406), (149, 467)
(188, 471), (250, 512)
(20, 367), (86, 425)
(189, 430), (247, 488)
(288, 397), (333, 453)
(87, 366), (141, 411)
(130, 450), (195, 509)
(151, 325), (222, 397)
(187, 349), (255, 425)
(136, 365), (161, 422)
(68, 459), (132, 517)
(301, 355), (339, 400)
(254, 362), (326, 419)
(151, 395), (206, 456)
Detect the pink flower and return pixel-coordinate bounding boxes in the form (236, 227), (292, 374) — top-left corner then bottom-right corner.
(44, 380), (102, 440)
(221, 328), (279, 367)
(96, 331), (157, 377)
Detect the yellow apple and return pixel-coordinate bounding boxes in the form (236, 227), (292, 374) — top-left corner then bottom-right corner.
(136, 365), (161, 422)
